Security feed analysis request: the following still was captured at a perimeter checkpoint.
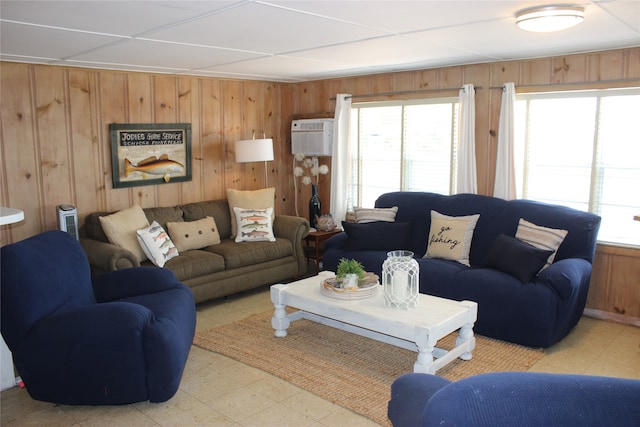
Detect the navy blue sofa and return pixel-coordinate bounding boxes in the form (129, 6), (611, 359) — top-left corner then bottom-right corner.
(323, 192), (601, 348)
(1, 231), (196, 405)
(388, 372), (640, 427)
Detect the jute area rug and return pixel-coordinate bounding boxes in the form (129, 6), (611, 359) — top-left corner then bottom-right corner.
(193, 310), (544, 426)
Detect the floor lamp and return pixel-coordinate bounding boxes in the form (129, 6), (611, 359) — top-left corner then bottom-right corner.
(235, 132), (274, 187)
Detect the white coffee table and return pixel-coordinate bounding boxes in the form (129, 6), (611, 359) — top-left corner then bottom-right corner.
(270, 271), (477, 374)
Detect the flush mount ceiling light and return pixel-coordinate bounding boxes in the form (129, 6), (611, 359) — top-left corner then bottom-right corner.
(516, 5), (584, 32)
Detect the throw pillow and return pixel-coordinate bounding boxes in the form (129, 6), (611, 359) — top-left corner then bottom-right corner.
(166, 216), (221, 252)
(136, 221), (179, 267)
(484, 234), (554, 283)
(233, 207), (276, 242)
(342, 221), (412, 251)
(354, 206), (399, 223)
(515, 218), (568, 269)
(99, 204), (150, 263)
(424, 210), (480, 267)
(227, 187), (275, 238)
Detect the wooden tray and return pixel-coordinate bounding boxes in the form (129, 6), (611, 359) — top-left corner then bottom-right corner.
(320, 273), (380, 300)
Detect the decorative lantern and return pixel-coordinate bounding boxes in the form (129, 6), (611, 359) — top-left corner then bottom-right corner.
(382, 250), (419, 309)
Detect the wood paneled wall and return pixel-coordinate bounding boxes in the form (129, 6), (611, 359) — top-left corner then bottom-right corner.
(1, 47), (638, 322)
(0, 63), (292, 245)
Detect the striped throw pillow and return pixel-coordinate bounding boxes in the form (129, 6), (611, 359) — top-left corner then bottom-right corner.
(354, 206), (398, 223)
(515, 218), (568, 269)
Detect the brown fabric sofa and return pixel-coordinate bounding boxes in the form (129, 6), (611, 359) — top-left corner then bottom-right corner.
(80, 199), (310, 304)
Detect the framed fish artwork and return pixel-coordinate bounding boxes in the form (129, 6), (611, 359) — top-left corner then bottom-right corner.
(109, 123), (192, 188)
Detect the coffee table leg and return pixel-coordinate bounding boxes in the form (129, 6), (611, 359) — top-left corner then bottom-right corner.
(456, 321), (475, 360)
(270, 284), (290, 337)
(414, 330), (436, 374)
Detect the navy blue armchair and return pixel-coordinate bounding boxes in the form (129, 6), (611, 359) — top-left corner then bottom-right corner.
(1, 231), (196, 405)
(388, 372), (640, 427)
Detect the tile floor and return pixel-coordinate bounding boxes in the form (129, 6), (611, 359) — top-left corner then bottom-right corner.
(1, 284), (639, 427)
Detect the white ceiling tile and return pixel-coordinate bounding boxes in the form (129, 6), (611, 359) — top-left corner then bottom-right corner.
(69, 38), (267, 69)
(143, 2), (391, 54)
(0, 21), (125, 59)
(0, 1), (235, 36)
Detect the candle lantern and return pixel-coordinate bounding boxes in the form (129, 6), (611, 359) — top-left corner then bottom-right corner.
(382, 250), (419, 309)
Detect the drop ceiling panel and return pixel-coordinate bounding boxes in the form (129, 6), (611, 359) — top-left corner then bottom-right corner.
(597, 1), (640, 31)
(286, 34), (491, 70)
(0, 0), (234, 36)
(0, 21), (124, 60)
(143, 2), (392, 54)
(267, 0), (571, 33)
(69, 38), (267, 70)
(430, 6), (640, 60)
(199, 53), (346, 78)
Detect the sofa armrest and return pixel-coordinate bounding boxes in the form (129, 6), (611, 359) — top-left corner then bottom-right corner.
(80, 237), (139, 274)
(535, 258), (592, 300)
(324, 232), (347, 250)
(273, 215), (310, 275)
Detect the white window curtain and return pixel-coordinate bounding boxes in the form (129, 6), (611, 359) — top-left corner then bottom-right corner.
(494, 82), (517, 200)
(330, 94), (352, 224)
(456, 84), (477, 194)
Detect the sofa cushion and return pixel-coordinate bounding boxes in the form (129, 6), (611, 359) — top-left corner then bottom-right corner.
(136, 221), (179, 267)
(181, 200), (232, 240)
(162, 250), (225, 281)
(167, 216), (221, 252)
(207, 238), (292, 269)
(143, 206), (184, 229)
(227, 187), (275, 238)
(516, 218), (568, 269)
(484, 234), (554, 283)
(99, 205), (150, 262)
(233, 207), (276, 242)
(354, 206), (398, 223)
(425, 210), (479, 267)
(342, 221), (412, 251)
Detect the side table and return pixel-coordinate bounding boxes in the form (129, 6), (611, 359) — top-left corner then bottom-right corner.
(304, 229), (342, 273)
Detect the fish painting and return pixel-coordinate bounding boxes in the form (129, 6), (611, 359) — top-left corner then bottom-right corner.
(125, 154), (185, 182)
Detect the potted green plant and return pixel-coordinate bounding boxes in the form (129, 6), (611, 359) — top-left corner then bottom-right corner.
(335, 258), (365, 289)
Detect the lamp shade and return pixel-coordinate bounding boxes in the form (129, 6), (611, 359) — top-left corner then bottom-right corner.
(235, 138), (274, 163)
(516, 6), (584, 32)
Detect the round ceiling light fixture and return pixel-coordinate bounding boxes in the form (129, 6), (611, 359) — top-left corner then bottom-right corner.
(516, 5), (584, 32)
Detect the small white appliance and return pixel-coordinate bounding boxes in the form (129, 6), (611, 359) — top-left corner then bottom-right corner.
(57, 204), (79, 240)
(291, 118), (334, 156)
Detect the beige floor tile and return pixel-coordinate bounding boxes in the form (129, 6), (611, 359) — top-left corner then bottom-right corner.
(584, 361), (640, 379)
(0, 387), (55, 425)
(279, 389), (343, 422)
(239, 402), (319, 427)
(318, 406), (383, 427)
(206, 386), (279, 423)
(180, 367), (247, 404)
(138, 389), (234, 427)
(2, 403), (82, 427)
(247, 374), (304, 404)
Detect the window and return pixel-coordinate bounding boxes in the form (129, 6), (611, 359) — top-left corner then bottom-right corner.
(349, 99), (459, 208)
(514, 88), (640, 246)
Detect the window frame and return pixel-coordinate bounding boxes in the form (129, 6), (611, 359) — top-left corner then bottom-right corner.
(349, 97), (460, 208)
(514, 87), (640, 247)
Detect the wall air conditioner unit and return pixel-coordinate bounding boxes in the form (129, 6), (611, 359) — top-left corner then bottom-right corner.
(291, 118), (334, 156)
